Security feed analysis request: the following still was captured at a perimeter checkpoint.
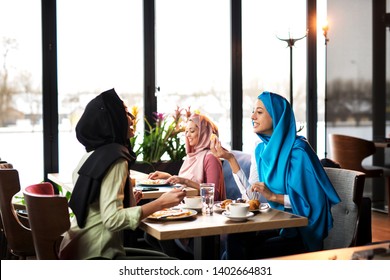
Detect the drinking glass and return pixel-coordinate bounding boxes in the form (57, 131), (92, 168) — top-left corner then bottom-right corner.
(200, 183), (215, 215)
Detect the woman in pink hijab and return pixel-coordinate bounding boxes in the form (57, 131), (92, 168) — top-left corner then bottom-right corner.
(146, 113), (225, 258)
(149, 113), (226, 201)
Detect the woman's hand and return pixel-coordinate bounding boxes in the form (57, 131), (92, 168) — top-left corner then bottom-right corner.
(141, 187), (187, 219)
(166, 175), (186, 185)
(251, 182), (281, 204)
(210, 136), (240, 173)
(210, 136), (232, 160)
(148, 171), (171, 179)
(133, 190), (143, 204)
(156, 187), (187, 209)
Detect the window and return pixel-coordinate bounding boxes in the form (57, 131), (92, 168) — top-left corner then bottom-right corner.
(0, 0), (42, 187)
(242, 0), (307, 153)
(155, 0), (231, 152)
(327, 0), (374, 143)
(57, 0), (143, 176)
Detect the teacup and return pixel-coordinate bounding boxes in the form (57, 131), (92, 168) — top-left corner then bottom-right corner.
(184, 196), (202, 208)
(227, 203), (250, 217)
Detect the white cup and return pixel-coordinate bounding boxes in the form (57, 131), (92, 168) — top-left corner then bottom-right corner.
(184, 196), (202, 208)
(227, 203), (250, 217)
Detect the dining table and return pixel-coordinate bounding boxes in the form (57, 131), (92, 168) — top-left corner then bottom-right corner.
(139, 205), (308, 260)
(47, 170), (198, 199)
(372, 137), (390, 215)
(374, 139), (390, 148)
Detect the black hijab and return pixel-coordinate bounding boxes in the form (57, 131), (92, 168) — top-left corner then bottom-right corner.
(69, 88), (137, 228)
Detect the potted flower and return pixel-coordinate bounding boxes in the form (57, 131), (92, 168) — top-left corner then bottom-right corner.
(130, 106), (191, 175)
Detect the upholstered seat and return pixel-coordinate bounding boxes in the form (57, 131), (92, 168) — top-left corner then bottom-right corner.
(323, 167), (365, 250)
(321, 158), (372, 245)
(222, 150), (251, 199)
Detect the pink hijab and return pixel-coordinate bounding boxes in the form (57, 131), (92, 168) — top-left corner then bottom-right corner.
(178, 114), (218, 183)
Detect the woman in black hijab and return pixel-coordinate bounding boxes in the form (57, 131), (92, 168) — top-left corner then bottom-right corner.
(59, 89), (186, 259)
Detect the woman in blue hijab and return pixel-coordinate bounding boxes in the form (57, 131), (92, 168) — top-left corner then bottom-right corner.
(211, 91), (340, 259)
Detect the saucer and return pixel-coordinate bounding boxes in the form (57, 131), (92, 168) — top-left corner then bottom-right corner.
(222, 211), (254, 222)
(181, 204), (202, 211)
(259, 203), (270, 212)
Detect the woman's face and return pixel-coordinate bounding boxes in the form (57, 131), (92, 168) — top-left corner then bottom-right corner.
(124, 104), (135, 139)
(185, 120), (199, 147)
(251, 99), (273, 135)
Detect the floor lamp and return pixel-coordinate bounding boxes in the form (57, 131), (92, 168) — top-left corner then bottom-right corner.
(323, 22), (329, 158)
(277, 31), (307, 109)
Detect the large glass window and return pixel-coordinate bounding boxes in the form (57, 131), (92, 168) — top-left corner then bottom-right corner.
(326, 0), (376, 172)
(242, 0), (307, 153)
(327, 0), (389, 212)
(327, 0), (373, 141)
(0, 0), (42, 187)
(155, 0), (231, 152)
(57, 0), (143, 176)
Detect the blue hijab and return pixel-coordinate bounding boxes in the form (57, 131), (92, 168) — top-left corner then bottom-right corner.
(254, 91), (340, 251)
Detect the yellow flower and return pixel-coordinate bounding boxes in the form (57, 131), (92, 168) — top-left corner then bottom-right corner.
(130, 105), (139, 132)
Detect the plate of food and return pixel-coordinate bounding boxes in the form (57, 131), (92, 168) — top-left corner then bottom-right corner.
(147, 208), (198, 220)
(138, 179), (171, 186)
(214, 199), (233, 212)
(215, 199), (262, 212)
(259, 203), (271, 212)
(247, 200), (271, 212)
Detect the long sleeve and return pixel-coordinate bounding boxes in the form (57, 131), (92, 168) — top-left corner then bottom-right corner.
(203, 153), (226, 201)
(232, 153), (261, 201)
(99, 159), (142, 231)
(61, 157), (142, 259)
(232, 149), (291, 207)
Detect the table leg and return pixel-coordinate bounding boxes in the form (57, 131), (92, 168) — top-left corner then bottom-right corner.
(193, 235), (220, 260)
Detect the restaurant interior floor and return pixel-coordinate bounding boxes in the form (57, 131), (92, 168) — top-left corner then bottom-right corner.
(372, 211), (390, 242)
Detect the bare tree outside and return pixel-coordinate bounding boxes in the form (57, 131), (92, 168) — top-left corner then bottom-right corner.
(0, 37), (40, 129)
(0, 37), (19, 127)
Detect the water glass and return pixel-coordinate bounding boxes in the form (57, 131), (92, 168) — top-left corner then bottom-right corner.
(200, 183), (215, 215)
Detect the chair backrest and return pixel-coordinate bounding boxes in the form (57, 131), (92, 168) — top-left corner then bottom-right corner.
(25, 182), (55, 195)
(0, 169), (35, 258)
(329, 134), (383, 177)
(222, 150), (251, 199)
(323, 167), (365, 250)
(23, 183), (70, 260)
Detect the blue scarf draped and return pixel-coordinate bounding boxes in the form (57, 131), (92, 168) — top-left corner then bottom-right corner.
(255, 91), (340, 251)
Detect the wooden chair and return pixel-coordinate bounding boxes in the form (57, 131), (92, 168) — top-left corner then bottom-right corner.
(0, 169), (36, 259)
(23, 183), (70, 260)
(323, 167), (366, 250)
(329, 134), (390, 216)
(0, 162), (10, 259)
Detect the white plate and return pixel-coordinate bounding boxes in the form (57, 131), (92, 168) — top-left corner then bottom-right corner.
(259, 203), (270, 212)
(147, 209), (198, 220)
(138, 179), (171, 186)
(213, 203), (224, 212)
(222, 211), (254, 222)
(181, 204), (202, 211)
(215, 202), (269, 212)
